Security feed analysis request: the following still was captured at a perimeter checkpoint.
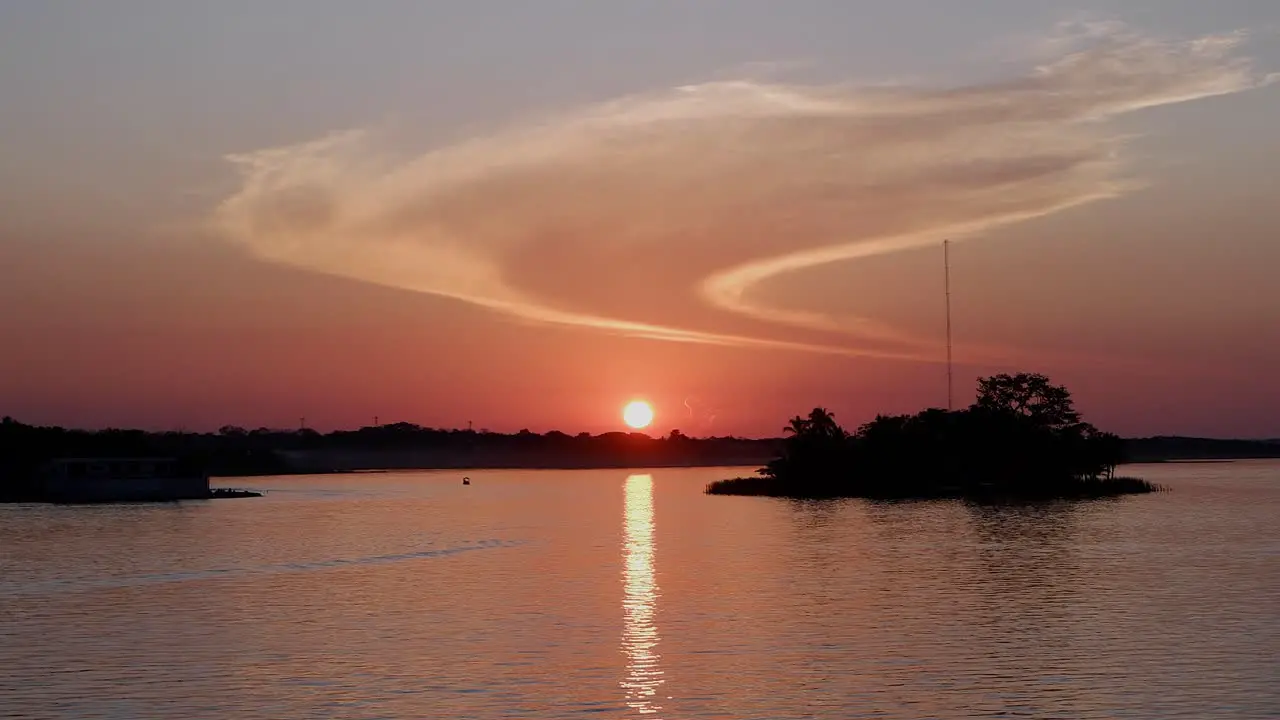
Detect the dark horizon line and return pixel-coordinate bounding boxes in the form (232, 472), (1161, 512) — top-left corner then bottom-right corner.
(2, 415), (1278, 445)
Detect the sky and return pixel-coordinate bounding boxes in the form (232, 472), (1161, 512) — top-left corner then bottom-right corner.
(2, 1), (1279, 438)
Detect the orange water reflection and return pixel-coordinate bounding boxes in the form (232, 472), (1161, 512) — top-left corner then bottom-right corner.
(621, 473), (663, 715)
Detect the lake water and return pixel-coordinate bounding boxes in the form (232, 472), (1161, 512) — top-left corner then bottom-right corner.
(2, 462), (1277, 719)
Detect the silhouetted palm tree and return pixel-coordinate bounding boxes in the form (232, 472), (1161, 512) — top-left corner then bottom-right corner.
(784, 415), (810, 436)
(806, 407), (843, 439)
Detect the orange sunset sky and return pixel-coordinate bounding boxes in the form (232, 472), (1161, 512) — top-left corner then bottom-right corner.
(2, 2), (1279, 438)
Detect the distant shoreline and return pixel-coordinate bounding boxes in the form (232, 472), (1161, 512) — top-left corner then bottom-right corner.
(1141, 458), (1238, 464)
(0, 487), (264, 504)
(209, 455), (1277, 479)
(211, 459), (774, 478)
(3, 414), (1278, 496)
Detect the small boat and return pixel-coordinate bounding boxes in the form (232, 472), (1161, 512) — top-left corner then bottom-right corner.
(462, 476), (471, 485)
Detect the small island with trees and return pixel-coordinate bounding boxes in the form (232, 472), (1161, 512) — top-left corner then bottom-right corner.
(706, 373), (1162, 500)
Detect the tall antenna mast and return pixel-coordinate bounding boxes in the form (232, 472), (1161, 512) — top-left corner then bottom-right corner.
(944, 239), (953, 411)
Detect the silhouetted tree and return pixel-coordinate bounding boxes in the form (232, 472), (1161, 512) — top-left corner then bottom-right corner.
(783, 415), (810, 436)
(764, 407), (850, 488)
(805, 408), (843, 440)
(974, 372), (1080, 429)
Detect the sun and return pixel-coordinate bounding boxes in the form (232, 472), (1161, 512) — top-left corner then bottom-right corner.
(622, 400), (654, 430)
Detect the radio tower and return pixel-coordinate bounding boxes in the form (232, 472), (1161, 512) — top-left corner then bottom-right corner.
(944, 239), (953, 411)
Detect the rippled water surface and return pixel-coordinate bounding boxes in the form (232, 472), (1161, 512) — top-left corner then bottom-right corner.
(2, 462), (1278, 719)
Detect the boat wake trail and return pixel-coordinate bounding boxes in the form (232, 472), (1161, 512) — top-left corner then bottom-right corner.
(3, 539), (522, 597)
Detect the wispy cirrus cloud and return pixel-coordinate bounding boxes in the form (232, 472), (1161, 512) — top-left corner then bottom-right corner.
(213, 24), (1272, 364)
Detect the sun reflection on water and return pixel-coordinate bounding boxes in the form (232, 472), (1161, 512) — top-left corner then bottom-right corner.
(621, 473), (663, 715)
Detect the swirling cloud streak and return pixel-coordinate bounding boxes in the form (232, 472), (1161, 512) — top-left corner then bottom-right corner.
(214, 24), (1272, 363)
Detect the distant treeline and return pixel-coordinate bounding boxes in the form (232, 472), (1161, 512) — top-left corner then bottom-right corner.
(1124, 436), (1280, 462)
(1, 410), (1276, 490)
(0, 417), (779, 487)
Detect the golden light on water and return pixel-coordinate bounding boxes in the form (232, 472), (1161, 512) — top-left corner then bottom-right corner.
(621, 473), (663, 715)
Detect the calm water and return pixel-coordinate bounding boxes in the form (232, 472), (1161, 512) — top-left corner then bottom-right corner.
(1, 462), (1277, 719)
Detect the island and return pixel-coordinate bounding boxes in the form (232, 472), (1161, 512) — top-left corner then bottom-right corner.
(707, 373), (1162, 500)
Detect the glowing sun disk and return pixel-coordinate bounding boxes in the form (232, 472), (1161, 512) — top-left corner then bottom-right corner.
(623, 401), (654, 430)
